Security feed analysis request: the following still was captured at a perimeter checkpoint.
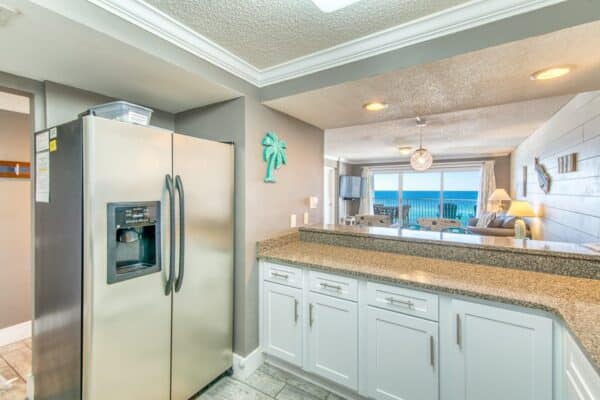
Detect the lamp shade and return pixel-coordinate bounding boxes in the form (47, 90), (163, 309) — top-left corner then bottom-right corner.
(507, 200), (536, 217)
(488, 188), (511, 201)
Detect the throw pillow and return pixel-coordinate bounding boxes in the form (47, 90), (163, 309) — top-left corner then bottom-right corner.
(476, 212), (495, 227)
(502, 216), (517, 229)
(488, 212), (505, 228)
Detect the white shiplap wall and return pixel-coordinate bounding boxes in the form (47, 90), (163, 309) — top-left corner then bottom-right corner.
(511, 91), (600, 243)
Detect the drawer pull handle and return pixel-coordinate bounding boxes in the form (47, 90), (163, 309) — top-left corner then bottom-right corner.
(271, 272), (289, 280)
(320, 282), (342, 291)
(430, 335), (435, 367)
(386, 296), (413, 308)
(294, 299), (299, 323)
(309, 303), (314, 327)
(456, 314), (461, 348)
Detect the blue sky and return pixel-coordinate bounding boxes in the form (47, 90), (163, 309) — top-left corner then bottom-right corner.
(373, 171), (481, 191)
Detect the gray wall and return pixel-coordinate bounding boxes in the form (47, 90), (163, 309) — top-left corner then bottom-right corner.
(175, 97), (324, 356)
(511, 91), (600, 243)
(44, 81), (175, 130)
(175, 97), (248, 354)
(0, 109), (32, 329)
(243, 97), (323, 355)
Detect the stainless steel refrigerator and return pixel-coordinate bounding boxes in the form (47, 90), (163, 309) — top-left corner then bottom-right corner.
(33, 116), (234, 400)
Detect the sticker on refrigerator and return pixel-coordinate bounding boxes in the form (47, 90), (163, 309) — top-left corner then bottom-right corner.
(49, 140), (57, 152)
(35, 131), (49, 152)
(35, 151), (50, 203)
(49, 127), (57, 139)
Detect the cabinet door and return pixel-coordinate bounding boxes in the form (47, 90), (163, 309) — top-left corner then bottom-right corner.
(565, 331), (600, 400)
(367, 307), (438, 400)
(263, 282), (303, 366)
(448, 300), (553, 400)
(307, 292), (358, 390)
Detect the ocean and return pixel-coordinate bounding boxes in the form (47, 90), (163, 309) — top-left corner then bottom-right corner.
(373, 190), (478, 225)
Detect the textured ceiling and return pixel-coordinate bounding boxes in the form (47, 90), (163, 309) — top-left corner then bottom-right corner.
(265, 21), (600, 129)
(143, 0), (468, 68)
(325, 95), (572, 163)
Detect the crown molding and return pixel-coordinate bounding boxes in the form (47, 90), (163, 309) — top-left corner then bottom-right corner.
(344, 152), (511, 165)
(87, 0), (263, 85)
(88, 0), (564, 88)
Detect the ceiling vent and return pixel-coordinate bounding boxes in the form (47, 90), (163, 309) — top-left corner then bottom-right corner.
(0, 4), (19, 27)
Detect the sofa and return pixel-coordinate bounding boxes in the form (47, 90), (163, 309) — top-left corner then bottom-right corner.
(466, 212), (529, 237)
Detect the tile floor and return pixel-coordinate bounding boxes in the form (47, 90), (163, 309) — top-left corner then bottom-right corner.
(0, 339), (31, 399)
(196, 363), (345, 400)
(0, 340), (344, 400)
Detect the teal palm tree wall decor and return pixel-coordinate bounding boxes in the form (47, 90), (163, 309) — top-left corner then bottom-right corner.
(262, 131), (287, 183)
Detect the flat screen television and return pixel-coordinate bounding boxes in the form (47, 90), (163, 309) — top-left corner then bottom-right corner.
(339, 175), (362, 200)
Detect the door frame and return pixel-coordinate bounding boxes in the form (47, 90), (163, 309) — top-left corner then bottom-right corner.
(323, 166), (336, 225)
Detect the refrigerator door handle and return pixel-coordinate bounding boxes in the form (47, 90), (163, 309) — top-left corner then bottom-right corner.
(165, 174), (175, 295)
(174, 175), (185, 292)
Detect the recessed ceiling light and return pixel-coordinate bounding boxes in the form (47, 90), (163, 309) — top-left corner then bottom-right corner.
(530, 65), (573, 81)
(398, 146), (412, 155)
(363, 102), (388, 112)
(310, 0), (362, 13)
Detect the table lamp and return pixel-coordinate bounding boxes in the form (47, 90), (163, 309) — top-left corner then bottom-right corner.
(488, 188), (511, 211)
(507, 200), (536, 239)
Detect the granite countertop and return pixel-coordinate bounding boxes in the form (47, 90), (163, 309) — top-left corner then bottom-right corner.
(303, 225), (600, 261)
(258, 234), (600, 372)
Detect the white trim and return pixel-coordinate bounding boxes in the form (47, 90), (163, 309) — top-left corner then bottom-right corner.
(369, 160), (484, 173)
(87, 0), (261, 85)
(232, 348), (264, 380)
(0, 321), (31, 347)
(86, 0), (564, 87)
(344, 152), (511, 165)
(259, 0), (565, 86)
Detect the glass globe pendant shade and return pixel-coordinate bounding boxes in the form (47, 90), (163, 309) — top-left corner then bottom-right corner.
(410, 148), (433, 171)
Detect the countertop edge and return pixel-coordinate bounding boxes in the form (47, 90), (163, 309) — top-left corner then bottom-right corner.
(300, 226), (600, 262)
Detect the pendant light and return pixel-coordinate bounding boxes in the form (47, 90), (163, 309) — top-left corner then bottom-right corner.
(410, 116), (433, 171)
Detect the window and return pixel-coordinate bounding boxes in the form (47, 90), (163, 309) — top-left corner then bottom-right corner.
(372, 166), (481, 228)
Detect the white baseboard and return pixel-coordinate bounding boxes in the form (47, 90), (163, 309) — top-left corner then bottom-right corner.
(0, 321), (31, 347)
(232, 347), (264, 380)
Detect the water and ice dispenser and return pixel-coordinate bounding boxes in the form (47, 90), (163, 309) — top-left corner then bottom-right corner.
(107, 202), (161, 283)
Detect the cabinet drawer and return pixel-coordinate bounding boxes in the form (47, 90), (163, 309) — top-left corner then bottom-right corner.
(263, 262), (303, 288)
(309, 270), (358, 301)
(367, 282), (438, 321)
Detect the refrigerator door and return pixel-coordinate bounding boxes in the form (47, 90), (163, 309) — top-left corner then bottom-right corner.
(171, 134), (234, 400)
(82, 117), (174, 400)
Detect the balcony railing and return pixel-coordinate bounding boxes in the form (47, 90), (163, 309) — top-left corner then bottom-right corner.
(373, 197), (478, 227)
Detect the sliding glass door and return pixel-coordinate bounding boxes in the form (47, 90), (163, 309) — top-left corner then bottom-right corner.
(372, 167), (481, 228)
(402, 172), (441, 227)
(373, 173), (400, 224)
(442, 170), (480, 226)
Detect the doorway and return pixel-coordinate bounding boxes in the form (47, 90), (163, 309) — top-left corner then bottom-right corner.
(323, 166), (336, 225)
(0, 89), (33, 398)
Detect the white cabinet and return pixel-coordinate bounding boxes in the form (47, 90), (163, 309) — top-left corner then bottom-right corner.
(367, 306), (438, 400)
(306, 291), (358, 390)
(263, 281), (303, 366)
(447, 299), (553, 400)
(564, 331), (600, 400)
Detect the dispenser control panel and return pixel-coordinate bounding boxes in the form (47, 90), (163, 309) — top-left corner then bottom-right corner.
(115, 205), (157, 227)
